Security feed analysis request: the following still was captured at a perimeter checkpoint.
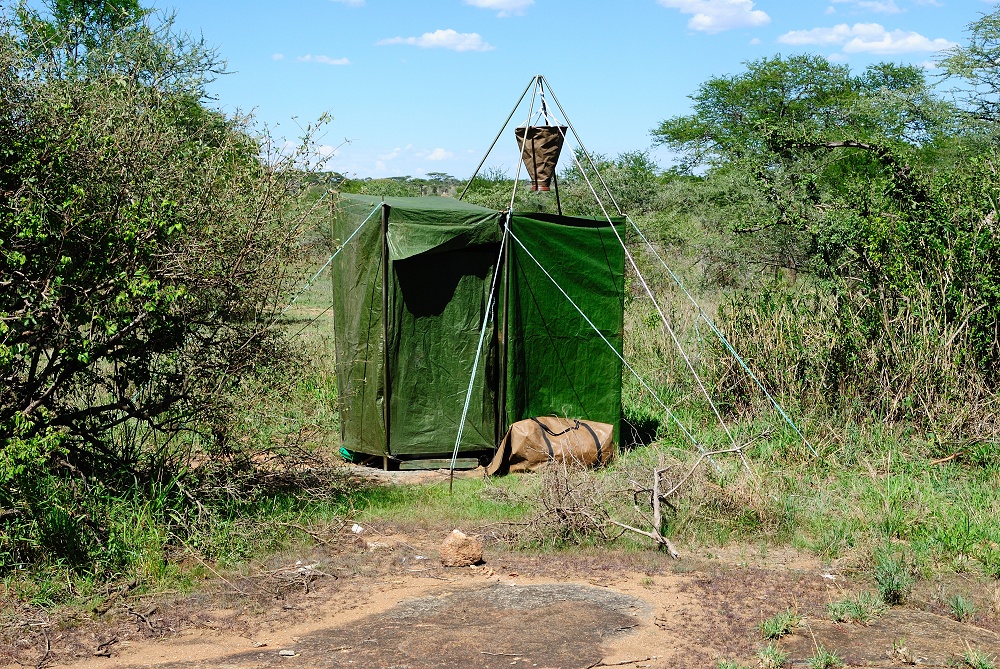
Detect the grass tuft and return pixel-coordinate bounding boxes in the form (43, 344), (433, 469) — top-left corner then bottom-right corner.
(760, 609), (802, 639)
(827, 591), (888, 625)
(873, 553), (913, 605)
(948, 593), (977, 622)
(964, 649), (998, 669)
(807, 646), (844, 669)
(757, 642), (789, 668)
(717, 660), (751, 669)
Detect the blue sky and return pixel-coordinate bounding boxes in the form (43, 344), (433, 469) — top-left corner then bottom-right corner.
(158, 0), (996, 179)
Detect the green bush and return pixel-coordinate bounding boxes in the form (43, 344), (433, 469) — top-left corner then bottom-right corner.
(0, 2), (320, 571)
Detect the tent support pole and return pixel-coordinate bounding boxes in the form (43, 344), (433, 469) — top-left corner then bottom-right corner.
(552, 174), (563, 216)
(381, 203), (391, 470)
(330, 194), (346, 446)
(497, 212), (511, 445)
(458, 76), (537, 202)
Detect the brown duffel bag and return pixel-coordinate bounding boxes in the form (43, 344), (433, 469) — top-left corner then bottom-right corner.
(486, 417), (615, 475)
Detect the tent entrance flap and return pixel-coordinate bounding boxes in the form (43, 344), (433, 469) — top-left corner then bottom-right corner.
(388, 244), (500, 456)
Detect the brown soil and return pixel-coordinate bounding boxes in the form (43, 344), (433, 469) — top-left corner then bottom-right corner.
(4, 523), (1000, 669)
(4, 470), (1000, 669)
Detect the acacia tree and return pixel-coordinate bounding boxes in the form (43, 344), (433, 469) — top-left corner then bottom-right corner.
(1, 3), (319, 565)
(938, 6), (1000, 126)
(651, 54), (951, 280)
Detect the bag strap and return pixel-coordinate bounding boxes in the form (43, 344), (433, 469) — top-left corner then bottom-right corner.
(577, 420), (604, 462)
(530, 418), (555, 457)
(530, 416), (577, 438)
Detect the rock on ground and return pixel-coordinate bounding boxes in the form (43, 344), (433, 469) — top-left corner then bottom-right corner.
(439, 529), (483, 567)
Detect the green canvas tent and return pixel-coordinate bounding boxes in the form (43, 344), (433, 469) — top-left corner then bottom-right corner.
(331, 193), (625, 465)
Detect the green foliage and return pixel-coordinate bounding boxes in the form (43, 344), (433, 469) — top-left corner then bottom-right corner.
(757, 643), (789, 669)
(965, 649), (999, 669)
(652, 54), (945, 168)
(807, 646), (844, 669)
(0, 2), (323, 570)
(717, 661), (751, 669)
(557, 150), (668, 217)
(759, 609), (801, 639)
(938, 7), (1000, 126)
(648, 53), (1000, 434)
(948, 593), (977, 622)
(827, 591), (887, 624)
(873, 553), (913, 605)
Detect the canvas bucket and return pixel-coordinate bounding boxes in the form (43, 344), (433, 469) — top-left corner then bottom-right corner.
(487, 416), (615, 475)
(514, 125), (567, 191)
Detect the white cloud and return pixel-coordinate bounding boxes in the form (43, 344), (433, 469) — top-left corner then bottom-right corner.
(832, 0), (902, 13)
(377, 29), (495, 52)
(378, 145), (414, 161)
(825, 5), (836, 14)
(464, 0), (533, 16)
(749, 37), (761, 44)
(657, 0), (770, 34)
(297, 54), (351, 65)
(778, 22), (955, 54)
(272, 53), (284, 60)
(426, 148), (454, 161)
(779, 24), (856, 46)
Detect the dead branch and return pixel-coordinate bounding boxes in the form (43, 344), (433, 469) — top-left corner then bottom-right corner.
(660, 446), (747, 499)
(606, 519), (679, 559)
(586, 657), (653, 668)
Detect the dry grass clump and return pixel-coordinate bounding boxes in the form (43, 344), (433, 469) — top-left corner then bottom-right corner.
(480, 445), (788, 555)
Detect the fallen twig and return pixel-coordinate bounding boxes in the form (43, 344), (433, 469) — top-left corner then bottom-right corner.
(93, 579), (139, 616)
(930, 452), (960, 465)
(285, 523), (334, 545)
(585, 657), (653, 668)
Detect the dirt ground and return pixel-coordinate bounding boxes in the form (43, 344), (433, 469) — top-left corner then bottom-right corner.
(3, 469), (1000, 669)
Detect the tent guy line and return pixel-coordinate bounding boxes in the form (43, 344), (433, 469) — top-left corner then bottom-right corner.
(449, 225), (510, 490)
(539, 72), (814, 459)
(626, 218), (820, 458)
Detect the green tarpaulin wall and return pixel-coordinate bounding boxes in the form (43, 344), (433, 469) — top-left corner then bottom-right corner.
(331, 193), (625, 461)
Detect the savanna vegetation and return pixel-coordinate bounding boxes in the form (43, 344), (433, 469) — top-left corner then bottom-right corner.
(2, 0), (1000, 639)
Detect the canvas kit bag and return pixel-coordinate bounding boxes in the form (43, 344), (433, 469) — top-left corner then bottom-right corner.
(486, 416), (615, 475)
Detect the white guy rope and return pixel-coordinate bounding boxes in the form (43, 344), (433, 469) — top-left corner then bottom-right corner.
(280, 202), (381, 316)
(540, 77), (749, 473)
(624, 217), (819, 458)
(544, 77), (808, 461)
(507, 228), (718, 470)
(543, 76), (810, 461)
(449, 225), (510, 489)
